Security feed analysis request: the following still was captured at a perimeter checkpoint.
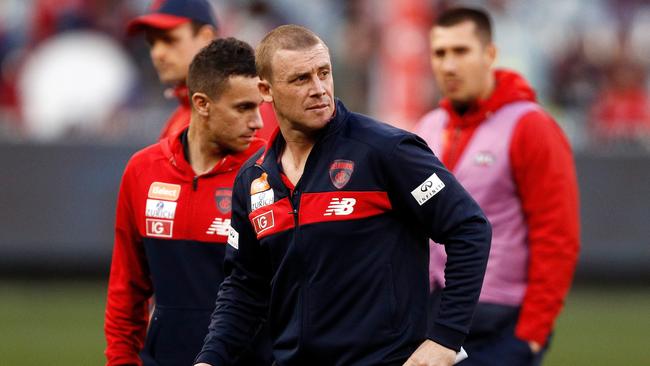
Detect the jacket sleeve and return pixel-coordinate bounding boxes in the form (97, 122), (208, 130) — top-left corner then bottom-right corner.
(104, 163), (153, 366)
(195, 170), (271, 365)
(382, 134), (492, 351)
(510, 111), (580, 346)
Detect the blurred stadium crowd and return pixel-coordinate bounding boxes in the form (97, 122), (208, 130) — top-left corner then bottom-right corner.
(1, 0), (649, 152)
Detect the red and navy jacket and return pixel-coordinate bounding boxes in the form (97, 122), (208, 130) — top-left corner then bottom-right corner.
(195, 100), (492, 366)
(104, 128), (270, 366)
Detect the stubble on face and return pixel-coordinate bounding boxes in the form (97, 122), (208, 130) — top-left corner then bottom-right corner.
(268, 44), (335, 137)
(430, 21), (494, 106)
(206, 76), (263, 154)
(147, 23), (211, 85)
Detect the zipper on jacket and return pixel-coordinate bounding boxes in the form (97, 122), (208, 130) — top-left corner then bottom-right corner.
(289, 189), (300, 225)
(287, 187), (306, 349)
(192, 176), (198, 191)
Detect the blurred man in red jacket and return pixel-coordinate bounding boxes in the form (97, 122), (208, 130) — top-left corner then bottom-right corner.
(416, 7), (580, 366)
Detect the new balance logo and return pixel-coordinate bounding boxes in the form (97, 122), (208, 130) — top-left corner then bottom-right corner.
(324, 198), (356, 216)
(206, 218), (231, 236)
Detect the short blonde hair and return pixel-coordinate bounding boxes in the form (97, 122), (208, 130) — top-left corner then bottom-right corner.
(255, 24), (327, 82)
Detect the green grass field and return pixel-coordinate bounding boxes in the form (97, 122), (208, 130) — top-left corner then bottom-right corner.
(0, 280), (648, 365)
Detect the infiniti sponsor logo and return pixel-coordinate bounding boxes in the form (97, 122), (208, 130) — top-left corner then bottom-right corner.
(420, 180), (434, 192)
(411, 173), (445, 205)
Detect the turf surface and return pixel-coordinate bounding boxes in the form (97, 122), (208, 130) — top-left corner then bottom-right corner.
(0, 280), (647, 365)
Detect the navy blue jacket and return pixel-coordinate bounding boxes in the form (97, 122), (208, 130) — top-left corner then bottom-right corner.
(196, 100), (491, 366)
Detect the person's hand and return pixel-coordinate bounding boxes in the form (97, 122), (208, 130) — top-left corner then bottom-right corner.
(402, 339), (456, 366)
(529, 341), (542, 353)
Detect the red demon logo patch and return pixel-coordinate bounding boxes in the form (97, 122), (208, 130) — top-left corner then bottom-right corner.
(329, 159), (355, 189)
(214, 188), (232, 214)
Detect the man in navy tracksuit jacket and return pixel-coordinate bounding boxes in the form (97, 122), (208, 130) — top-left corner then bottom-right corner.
(195, 25), (491, 366)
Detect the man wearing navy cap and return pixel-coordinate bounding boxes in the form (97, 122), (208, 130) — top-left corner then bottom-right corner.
(127, 0), (219, 141)
(127, 0), (277, 141)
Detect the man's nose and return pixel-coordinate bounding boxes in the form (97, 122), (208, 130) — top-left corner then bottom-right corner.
(440, 55), (457, 73)
(310, 75), (326, 96)
(250, 110), (263, 130)
(150, 41), (165, 61)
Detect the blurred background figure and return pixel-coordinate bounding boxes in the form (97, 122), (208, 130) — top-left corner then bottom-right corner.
(0, 1), (649, 365)
(416, 7), (579, 365)
(588, 58), (650, 150)
(0, 0), (649, 148)
(18, 31), (136, 141)
(126, 0), (279, 142)
(0, 0), (140, 140)
(125, 0), (220, 141)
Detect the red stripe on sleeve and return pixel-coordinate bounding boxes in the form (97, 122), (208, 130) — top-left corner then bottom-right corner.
(248, 197), (295, 239)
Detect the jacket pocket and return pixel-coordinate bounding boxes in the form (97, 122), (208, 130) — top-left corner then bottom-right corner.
(141, 307), (164, 361)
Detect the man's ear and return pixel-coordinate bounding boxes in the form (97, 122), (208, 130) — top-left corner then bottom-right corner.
(191, 92), (210, 117)
(197, 24), (217, 44)
(258, 80), (273, 103)
(485, 42), (497, 67)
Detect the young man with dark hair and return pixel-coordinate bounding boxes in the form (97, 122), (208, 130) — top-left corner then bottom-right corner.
(105, 37), (272, 366)
(195, 24), (492, 366)
(416, 7), (580, 365)
(127, 0), (277, 141)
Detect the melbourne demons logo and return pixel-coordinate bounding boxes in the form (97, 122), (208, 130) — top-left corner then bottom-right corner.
(214, 188), (232, 214)
(329, 159), (355, 189)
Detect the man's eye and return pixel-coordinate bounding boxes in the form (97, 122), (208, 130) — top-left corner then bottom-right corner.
(237, 105), (252, 112)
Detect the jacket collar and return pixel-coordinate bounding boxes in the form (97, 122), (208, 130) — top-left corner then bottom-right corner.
(256, 98), (348, 169)
(167, 84), (191, 107)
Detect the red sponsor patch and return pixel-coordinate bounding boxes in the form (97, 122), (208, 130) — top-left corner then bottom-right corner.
(329, 160), (354, 189)
(148, 182), (181, 201)
(248, 198), (294, 239)
(146, 219), (173, 238)
(214, 188), (232, 214)
(251, 210), (275, 235)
